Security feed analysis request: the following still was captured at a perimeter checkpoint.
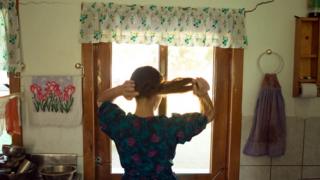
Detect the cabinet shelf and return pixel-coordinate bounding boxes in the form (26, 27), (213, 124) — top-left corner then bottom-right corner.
(293, 17), (320, 97)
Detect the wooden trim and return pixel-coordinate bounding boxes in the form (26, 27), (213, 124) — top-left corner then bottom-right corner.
(9, 73), (22, 146)
(227, 49), (244, 180)
(293, 18), (302, 97)
(317, 19), (320, 97)
(82, 44), (96, 180)
(212, 48), (232, 180)
(95, 43), (112, 179)
(212, 48), (244, 180)
(159, 45), (168, 116)
(82, 43), (113, 180)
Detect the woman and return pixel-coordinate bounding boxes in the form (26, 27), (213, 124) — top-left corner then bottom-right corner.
(98, 66), (214, 180)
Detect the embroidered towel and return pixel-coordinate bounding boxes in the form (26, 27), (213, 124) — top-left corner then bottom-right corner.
(24, 76), (82, 127)
(243, 74), (286, 157)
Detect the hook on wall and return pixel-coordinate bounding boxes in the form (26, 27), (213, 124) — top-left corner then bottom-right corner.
(75, 63), (84, 77)
(245, 0), (275, 15)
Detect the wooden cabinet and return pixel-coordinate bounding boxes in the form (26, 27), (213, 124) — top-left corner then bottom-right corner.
(293, 17), (320, 97)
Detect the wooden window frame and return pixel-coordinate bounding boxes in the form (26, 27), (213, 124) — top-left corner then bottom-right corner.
(8, 73), (22, 146)
(82, 43), (243, 180)
(6, 0), (23, 146)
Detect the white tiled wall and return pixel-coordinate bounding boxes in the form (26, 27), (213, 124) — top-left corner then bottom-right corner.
(303, 119), (320, 166)
(302, 166), (320, 179)
(240, 166), (271, 180)
(240, 117), (320, 180)
(270, 166), (301, 180)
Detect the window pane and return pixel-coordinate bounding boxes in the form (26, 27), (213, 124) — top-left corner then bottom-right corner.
(0, 70), (11, 154)
(111, 43), (159, 173)
(167, 46), (213, 173)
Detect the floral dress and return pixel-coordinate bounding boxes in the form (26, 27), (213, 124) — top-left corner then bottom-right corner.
(98, 101), (208, 180)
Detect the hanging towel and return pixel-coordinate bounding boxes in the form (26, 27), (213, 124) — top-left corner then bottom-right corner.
(5, 97), (21, 135)
(243, 74), (286, 157)
(24, 76), (82, 127)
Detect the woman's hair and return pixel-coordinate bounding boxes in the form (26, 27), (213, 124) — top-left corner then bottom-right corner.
(130, 66), (193, 98)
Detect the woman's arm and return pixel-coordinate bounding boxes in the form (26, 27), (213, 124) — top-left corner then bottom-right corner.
(97, 80), (139, 102)
(197, 93), (215, 123)
(193, 78), (215, 123)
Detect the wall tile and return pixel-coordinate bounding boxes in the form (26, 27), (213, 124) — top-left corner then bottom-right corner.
(272, 117), (304, 165)
(240, 166), (270, 180)
(303, 118), (320, 165)
(271, 166), (301, 180)
(240, 116), (271, 165)
(302, 166), (320, 179)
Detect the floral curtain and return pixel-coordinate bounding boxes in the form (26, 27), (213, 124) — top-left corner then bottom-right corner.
(0, 0), (22, 73)
(80, 2), (248, 48)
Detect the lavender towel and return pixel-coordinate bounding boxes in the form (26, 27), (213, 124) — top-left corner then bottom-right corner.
(244, 74), (286, 157)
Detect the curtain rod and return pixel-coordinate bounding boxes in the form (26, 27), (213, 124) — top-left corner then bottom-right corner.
(19, 0), (275, 10)
(19, 0), (275, 14)
(245, 0), (275, 14)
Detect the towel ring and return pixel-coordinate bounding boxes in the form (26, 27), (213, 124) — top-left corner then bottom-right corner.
(257, 49), (284, 74)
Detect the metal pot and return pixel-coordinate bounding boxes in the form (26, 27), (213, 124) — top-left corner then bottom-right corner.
(40, 165), (76, 180)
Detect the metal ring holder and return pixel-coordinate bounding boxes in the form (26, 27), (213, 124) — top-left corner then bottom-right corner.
(257, 49), (284, 74)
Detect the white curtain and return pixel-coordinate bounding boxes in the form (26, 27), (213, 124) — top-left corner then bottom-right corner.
(80, 2), (248, 48)
(0, 0), (22, 73)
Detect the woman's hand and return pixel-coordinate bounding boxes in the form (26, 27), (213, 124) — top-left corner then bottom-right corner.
(193, 78), (215, 123)
(120, 80), (139, 100)
(193, 78), (210, 97)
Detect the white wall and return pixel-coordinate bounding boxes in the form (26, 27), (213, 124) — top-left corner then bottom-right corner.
(18, 0), (320, 175)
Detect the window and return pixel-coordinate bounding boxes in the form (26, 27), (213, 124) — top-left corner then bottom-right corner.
(82, 43), (244, 180)
(111, 43), (159, 173)
(0, 70), (11, 153)
(167, 46), (213, 173)
(111, 43), (213, 173)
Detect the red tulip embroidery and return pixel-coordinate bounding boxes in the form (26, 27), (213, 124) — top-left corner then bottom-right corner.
(30, 80), (76, 113)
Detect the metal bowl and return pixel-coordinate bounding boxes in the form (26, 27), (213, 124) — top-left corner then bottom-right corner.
(2, 145), (25, 157)
(40, 165), (76, 180)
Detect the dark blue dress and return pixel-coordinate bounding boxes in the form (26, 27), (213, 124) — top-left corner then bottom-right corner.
(98, 101), (208, 180)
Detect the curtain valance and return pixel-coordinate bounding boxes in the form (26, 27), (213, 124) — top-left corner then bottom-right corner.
(80, 2), (248, 48)
(0, 0), (22, 73)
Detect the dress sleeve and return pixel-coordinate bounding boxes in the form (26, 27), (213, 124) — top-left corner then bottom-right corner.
(98, 101), (126, 140)
(167, 113), (208, 144)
